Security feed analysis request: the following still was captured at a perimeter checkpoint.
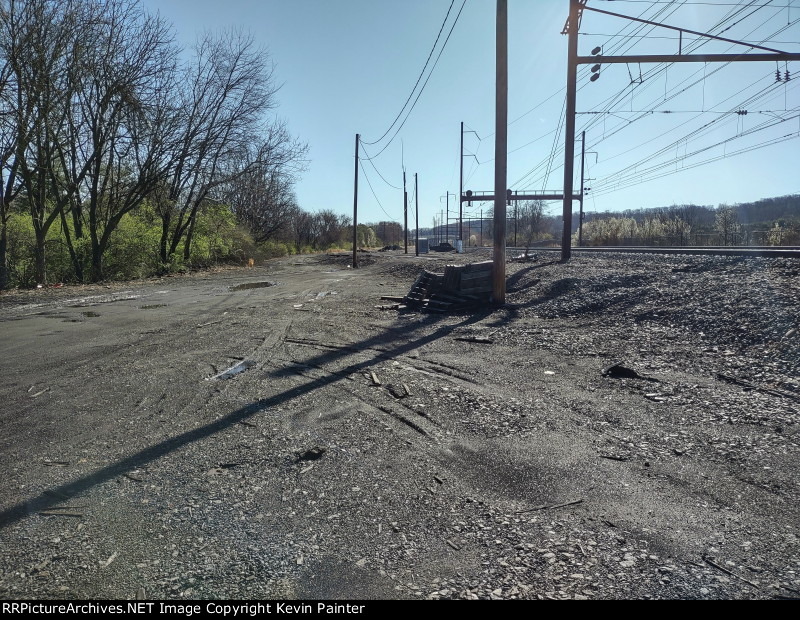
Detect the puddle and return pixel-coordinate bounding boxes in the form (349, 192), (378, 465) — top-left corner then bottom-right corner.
(230, 281), (275, 291)
(82, 311), (100, 317)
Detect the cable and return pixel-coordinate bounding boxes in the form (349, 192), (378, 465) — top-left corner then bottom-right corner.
(360, 0), (468, 160)
(361, 0), (455, 146)
(358, 158), (396, 221)
(359, 141), (402, 190)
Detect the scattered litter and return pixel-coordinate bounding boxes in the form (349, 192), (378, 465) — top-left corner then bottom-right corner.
(293, 304), (304, 309)
(446, 540), (461, 551)
(206, 360), (255, 381)
(703, 555), (759, 588)
(43, 460), (68, 466)
(716, 372), (798, 401)
(99, 552), (118, 568)
(515, 499), (584, 514)
(30, 387), (50, 398)
(600, 454), (630, 462)
(543, 370), (555, 376)
(81, 311), (100, 318)
(197, 320), (223, 328)
(139, 304), (166, 310)
(601, 362), (658, 382)
(297, 447), (326, 462)
(39, 510), (83, 518)
(370, 372), (382, 386)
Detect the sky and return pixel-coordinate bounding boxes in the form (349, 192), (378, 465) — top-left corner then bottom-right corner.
(140, 0), (800, 229)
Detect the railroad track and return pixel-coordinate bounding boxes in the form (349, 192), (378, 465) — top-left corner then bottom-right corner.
(510, 245), (800, 258)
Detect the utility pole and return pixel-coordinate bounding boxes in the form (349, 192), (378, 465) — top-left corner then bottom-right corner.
(446, 192), (449, 244)
(440, 209), (444, 245)
(415, 173), (419, 256)
(459, 121), (464, 243)
(493, 0), (508, 304)
(514, 190), (518, 247)
(352, 134), (359, 269)
(579, 130), (585, 248)
(480, 209), (483, 246)
(561, 0), (579, 262)
(403, 170), (408, 254)
(561, 1), (800, 258)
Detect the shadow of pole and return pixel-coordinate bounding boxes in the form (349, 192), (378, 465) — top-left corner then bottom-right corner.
(0, 310), (493, 529)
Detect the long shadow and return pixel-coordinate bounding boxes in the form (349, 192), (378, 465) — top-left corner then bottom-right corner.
(0, 309), (493, 529)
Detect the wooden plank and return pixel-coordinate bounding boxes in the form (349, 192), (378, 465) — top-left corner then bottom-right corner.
(464, 261), (493, 272)
(460, 270), (493, 282)
(459, 275), (492, 288)
(459, 285), (493, 295)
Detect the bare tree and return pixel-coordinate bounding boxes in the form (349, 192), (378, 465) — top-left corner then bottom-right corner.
(2, 0), (86, 284)
(155, 29), (303, 266)
(517, 200), (545, 251)
(56, 0), (177, 281)
(226, 165), (298, 243)
(715, 205), (740, 246)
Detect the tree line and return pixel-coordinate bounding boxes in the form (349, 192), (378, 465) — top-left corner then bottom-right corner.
(577, 195), (800, 246)
(0, 0), (330, 289)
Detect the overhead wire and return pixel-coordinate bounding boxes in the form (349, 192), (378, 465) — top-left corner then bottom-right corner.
(358, 158), (397, 221)
(359, 0), (468, 161)
(361, 0), (456, 146)
(527, 1), (792, 192)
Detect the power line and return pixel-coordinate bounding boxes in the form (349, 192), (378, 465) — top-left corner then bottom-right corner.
(360, 0), (468, 160)
(358, 158), (396, 221)
(361, 0), (456, 146)
(359, 141), (402, 190)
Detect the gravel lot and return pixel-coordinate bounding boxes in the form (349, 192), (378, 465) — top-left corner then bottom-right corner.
(0, 249), (798, 600)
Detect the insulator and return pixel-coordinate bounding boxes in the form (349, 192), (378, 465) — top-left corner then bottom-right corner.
(786, 70), (791, 82)
(591, 46), (602, 56)
(776, 69), (782, 82)
(591, 63), (601, 73)
(590, 73), (600, 82)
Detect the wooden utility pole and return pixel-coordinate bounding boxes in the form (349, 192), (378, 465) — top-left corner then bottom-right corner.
(514, 190), (518, 247)
(352, 134), (359, 269)
(459, 121), (464, 242)
(445, 192), (449, 244)
(492, 0), (508, 304)
(403, 171), (408, 254)
(579, 130), (585, 247)
(561, 0), (579, 262)
(415, 173), (419, 256)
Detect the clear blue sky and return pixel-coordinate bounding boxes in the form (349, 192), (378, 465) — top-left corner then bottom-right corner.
(142, 0), (800, 228)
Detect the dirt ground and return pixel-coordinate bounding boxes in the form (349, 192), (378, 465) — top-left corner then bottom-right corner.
(0, 248), (798, 600)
